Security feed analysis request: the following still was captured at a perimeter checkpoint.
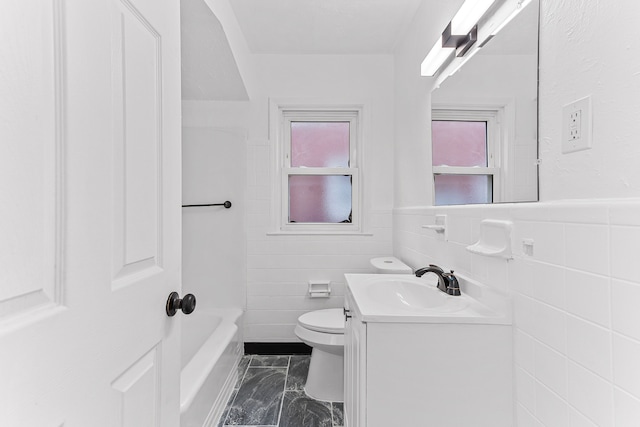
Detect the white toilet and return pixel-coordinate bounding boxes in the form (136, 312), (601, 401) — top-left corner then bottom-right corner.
(294, 256), (412, 402)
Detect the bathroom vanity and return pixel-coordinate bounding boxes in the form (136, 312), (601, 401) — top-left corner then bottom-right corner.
(343, 274), (513, 427)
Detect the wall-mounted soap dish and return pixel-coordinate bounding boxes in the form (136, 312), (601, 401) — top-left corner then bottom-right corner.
(466, 219), (513, 259)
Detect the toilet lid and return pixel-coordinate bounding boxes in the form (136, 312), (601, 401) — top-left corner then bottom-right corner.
(298, 308), (345, 334)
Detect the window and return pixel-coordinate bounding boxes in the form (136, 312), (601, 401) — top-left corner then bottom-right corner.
(431, 109), (501, 205)
(273, 106), (362, 233)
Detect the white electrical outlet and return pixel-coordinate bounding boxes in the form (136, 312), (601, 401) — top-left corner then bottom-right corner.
(569, 110), (581, 140)
(562, 96), (592, 153)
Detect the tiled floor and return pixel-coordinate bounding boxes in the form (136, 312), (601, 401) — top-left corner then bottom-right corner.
(218, 355), (344, 427)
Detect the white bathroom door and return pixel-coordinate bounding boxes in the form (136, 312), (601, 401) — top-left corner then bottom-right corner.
(0, 0), (182, 426)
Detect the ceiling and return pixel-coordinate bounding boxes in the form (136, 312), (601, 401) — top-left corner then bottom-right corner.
(228, 0), (425, 54)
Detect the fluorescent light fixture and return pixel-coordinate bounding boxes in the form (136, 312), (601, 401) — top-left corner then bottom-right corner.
(421, 39), (454, 77)
(491, 0), (533, 35)
(451, 0), (497, 35)
(448, 43), (481, 76)
(421, 0), (497, 77)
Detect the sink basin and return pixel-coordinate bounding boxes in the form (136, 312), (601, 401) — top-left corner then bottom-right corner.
(345, 273), (511, 324)
(365, 278), (468, 312)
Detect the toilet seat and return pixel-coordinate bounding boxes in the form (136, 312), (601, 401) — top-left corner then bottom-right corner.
(298, 308), (344, 334)
(295, 325), (344, 350)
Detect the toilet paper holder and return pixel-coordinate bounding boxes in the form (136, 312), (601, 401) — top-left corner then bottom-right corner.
(308, 281), (331, 298)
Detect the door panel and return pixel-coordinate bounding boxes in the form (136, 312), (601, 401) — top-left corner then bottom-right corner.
(0, 0), (62, 322)
(0, 0), (182, 425)
(111, 346), (161, 427)
(111, 0), (163, 287)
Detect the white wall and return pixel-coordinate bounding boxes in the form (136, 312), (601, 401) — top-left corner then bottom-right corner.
(538, 0), (640, 201)
(393, 0), (640, 426)
(244, 54), (395, 341)
(182, 101), (247, 311)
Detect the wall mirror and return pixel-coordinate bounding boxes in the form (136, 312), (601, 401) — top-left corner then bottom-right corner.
(430, 0), (539, 205)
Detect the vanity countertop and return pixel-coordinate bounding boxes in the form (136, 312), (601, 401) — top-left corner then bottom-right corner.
(344, 273), (511, 325)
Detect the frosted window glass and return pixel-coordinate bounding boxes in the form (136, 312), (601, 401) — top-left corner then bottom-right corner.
(434, 175), (492, 206)
(291, 122), (350, 167)
(288, 175), (352, 223)
(432, 120), (487, 167)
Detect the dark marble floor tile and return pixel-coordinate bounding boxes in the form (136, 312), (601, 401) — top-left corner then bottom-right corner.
(238, 364), (264, 385)
(280, 391), (333, 427)
(236, 355), (251, 389)
(331, 402), (344, 427)
(225, 367), (287, 426)
(249, 355), (290, 367)
(286, 355), (310, 391)
(217, 389), (238, 427)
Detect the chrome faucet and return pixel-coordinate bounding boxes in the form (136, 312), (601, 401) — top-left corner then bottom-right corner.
(415, 264), (461, 296)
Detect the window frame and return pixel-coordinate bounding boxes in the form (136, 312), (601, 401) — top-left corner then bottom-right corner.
(431, 107), (504, 205)
(271, 102), (364, 234)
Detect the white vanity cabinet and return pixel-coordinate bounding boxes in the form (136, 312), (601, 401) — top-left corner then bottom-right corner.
(343, 276), (513, 427)
(343, 296), (366, 427)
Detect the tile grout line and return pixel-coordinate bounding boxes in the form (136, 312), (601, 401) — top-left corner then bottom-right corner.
(246, 366), (290, 368)
(222, 355), (252, 427)
(330, 402), (335, 427)
(275, 356), (291, 427)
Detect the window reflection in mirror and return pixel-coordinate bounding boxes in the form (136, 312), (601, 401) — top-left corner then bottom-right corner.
(431, 0), (539, 205)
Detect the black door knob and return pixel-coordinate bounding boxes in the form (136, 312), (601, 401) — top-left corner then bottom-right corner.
(166, 292), (197, 317)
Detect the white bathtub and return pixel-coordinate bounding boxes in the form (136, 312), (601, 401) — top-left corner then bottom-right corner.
(180, 308), (243, 427)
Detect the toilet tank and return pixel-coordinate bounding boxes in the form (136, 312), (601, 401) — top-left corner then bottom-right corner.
(369, 257), (412, 274)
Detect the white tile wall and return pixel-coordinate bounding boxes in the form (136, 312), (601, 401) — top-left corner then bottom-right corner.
(611, 279), (640, 341)
(613, 335), (640, 397)
(182, 123), (246, 311)
(614, 388), (640, 427)
(517, 404), (543, 427)
(534, 342), (567, 398)
(393, 199), (640, 426)
(568, 362), (614, 426)
(565, 270), (610, 327)
(536, 382), (568, 427)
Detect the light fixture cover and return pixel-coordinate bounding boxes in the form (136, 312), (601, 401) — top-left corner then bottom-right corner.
(491, 0), (533, 35)
(421, 0), (497, 77)
(421, 39), (454, 77)
(451, 0), (497, 35)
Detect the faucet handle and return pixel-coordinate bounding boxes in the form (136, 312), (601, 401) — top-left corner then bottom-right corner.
(442, 270), (461, 296)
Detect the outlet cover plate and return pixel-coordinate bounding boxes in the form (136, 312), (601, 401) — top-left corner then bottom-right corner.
(562, 96), (592, 153)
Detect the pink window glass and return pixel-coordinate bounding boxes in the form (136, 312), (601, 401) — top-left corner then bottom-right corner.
(291, 122), (350, 167)
(288, 175), (352, 223)
(434, 175), (492, 206)
(432, 120), (487, 167)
